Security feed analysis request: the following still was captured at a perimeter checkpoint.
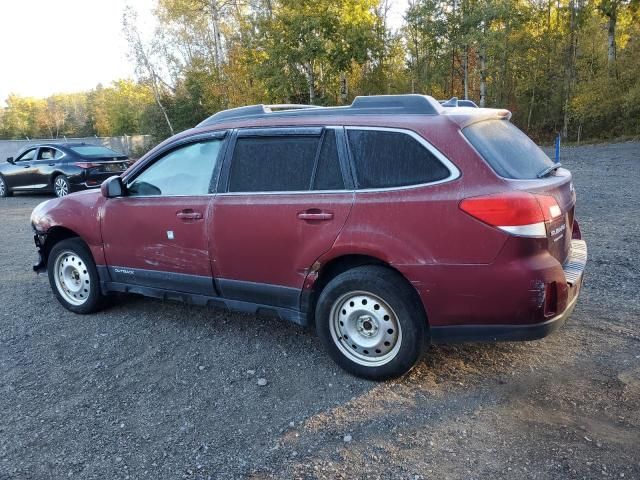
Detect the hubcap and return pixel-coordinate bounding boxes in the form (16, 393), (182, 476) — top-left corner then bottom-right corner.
(53, 251), (90, 306)
(329, 291), (402, 367)
(55, 177), (68, 197)
(0, 178), (5, 196)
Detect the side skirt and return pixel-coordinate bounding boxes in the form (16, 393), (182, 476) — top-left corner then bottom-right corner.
(102, 282), (307, 326)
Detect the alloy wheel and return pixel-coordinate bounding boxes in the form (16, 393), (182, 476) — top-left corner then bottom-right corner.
(54, 176), (69, 197)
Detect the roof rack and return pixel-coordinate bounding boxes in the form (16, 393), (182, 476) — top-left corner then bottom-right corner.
(439, 97), (479, 108)
(196, 94), (442, 127)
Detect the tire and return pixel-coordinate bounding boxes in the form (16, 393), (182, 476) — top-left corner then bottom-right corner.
(53, 174), (70, 197)
(47, 238), (107, 314)
(315, 265), (427, 380)
(0, 176), (12, 197)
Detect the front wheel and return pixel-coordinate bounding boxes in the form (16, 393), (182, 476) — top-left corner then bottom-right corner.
(315, 265), (427, 380)
(53, 175), (70, 197)
(47, 238), (107, 314)
(0, 176), (12, 197)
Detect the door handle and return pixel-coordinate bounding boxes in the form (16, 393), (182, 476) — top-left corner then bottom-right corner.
(23, 164), (30, 168)
(297, 209), (334, 221)
(176, 210), (203, 220)
(48, 163), (56, 166)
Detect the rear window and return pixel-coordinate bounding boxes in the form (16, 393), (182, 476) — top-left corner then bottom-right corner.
(347, 129), (451, 189)
(228, 136), (319, 192)
(462, 120), (555, 179)
(69, 146), (122, 157)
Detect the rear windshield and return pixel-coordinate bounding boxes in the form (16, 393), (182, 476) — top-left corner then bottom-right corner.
(69, 146), (122, 157)
(462, 120), (554, 179)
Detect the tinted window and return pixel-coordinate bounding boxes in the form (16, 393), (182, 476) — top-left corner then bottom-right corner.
(313, 129), (344, 190)
(347, 129), (450, 189)
(462, 120), (554, 179)
(128, 140), (222, 196)
(70, 146), (122, 157)
(228, 135), (319, 192)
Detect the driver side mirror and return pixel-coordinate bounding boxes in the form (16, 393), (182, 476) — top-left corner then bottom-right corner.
(101, 176), (125, 198)
(6, 157), (14, 164)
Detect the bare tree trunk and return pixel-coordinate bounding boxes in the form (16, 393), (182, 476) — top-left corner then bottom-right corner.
(304, 62), (316, 104)
(479, 45), (487, 107)
(607, 2), (618, 76)
(340, 72), (348, 104)
(562, 0), (578, 139)
(527, 82), (536, 131)
(463, 44), (469, 100)
(151, 71), (174, 136)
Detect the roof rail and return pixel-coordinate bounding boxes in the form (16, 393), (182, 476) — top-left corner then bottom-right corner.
(196, 94), (442, 127)
(439, 97), (479, 108)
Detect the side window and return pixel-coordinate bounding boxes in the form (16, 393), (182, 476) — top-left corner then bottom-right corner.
(228, 135), (319, 192)
(128, 139), (223, 196)
(16, 148), (36, 162)
(347, 129), (451, 189)
(37, 147), (57, 160)
(313, 129), (344, 191)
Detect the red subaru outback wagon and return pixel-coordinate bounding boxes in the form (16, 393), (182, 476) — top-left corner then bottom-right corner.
(31, 95), (587, 380)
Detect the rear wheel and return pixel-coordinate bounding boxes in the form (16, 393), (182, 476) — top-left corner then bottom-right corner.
(315, 265), (427, 380)
(47, 238), (107, 314)
(53, 175), (70, 197)
(0, 176), (12, 197)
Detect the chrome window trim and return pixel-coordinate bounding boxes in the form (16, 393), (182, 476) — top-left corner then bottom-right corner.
(344, 126), (460, 192)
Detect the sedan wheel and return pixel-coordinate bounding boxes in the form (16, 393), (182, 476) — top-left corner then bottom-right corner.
(0, 176), (11, 197)
(54, 175), (70, 197)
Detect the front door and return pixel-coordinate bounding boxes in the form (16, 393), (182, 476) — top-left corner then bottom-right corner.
(5, 147), (37, 189)
(212, 127), (354, 310)
(101, 136), (226, 296)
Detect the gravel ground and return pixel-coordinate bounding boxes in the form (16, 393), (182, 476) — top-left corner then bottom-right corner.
(1, 141), (639, 479)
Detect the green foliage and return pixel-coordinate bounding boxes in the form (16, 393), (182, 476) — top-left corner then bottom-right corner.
(1, 0), (638, 142)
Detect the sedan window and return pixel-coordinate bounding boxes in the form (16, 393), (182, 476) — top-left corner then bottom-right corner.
(37, 148), (59, 160)
(127, 139), (223, 197)
(16, 149), (36, 162)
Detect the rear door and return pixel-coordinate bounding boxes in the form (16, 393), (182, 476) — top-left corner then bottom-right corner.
(32, 147), (63, 189)
(101, 133), (226, 295)
(211, 127), (354, 309)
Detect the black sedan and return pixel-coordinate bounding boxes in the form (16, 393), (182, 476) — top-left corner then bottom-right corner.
(0, 143), (131, 198)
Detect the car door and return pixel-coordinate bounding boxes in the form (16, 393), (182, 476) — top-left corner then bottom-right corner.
(5, 148), (37, 189)
(101, 132), (227, 296)
(211, 127), (354, 310)
(31, 147), (63, 189)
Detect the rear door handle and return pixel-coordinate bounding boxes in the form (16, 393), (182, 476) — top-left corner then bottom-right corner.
(297, 210), (334, 221)
(23, 164), (30, 168)
(176, 209), (203, 220)
(48, 163), (56, 166)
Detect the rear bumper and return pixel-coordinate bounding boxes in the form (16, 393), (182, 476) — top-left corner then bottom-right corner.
(430, 278), (581, 343)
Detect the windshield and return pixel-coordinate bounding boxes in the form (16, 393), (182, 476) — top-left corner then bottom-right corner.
(69, 146), (123, 157)
(462, 120), (555, 179)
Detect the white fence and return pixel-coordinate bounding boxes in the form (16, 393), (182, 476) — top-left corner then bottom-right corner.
(0, 135), (153, 160)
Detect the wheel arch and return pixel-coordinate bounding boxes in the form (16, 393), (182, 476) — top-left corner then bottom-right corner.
(49, 171), (67, 187)
(305, 253), (429, 329)
(42, 226), (82, 263)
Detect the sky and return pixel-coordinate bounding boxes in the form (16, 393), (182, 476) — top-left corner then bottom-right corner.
(0, 0), (407, 106)
(0, 0), (155, 105)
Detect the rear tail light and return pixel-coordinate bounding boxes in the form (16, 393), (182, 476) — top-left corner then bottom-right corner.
(74, 162), (100, 169)
(459, 191), (561, 238)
